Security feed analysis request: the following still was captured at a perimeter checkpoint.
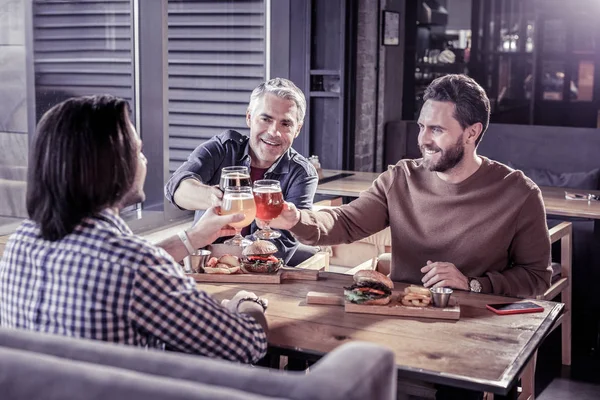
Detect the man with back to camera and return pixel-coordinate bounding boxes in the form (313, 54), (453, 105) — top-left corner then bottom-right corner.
(272, 74), (552, 298)
(164, 78), (319, 265)
(0, 95), (269, 364)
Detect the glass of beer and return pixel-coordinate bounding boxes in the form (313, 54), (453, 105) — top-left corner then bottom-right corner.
(253, 179), (284, 239)
(222, 186), (256, 246)
(219, 166), (251, 191)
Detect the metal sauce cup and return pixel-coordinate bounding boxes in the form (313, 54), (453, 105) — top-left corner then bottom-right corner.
(430, 287), (453, 308)
(183, 249), (211, 273)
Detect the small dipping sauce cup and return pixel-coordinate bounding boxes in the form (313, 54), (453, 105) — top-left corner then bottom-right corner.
(430, 287), (453, 308)
(184, 249), (212, 273)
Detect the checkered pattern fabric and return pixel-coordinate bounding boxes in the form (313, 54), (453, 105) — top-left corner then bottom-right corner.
(0, 209), (267, 363)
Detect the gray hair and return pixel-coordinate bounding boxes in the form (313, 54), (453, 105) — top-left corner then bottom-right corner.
(248, 78), (306, 124)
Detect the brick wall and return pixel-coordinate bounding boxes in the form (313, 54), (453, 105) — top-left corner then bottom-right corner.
(353, 0), (379, 172)
(353, 0), (405, 172)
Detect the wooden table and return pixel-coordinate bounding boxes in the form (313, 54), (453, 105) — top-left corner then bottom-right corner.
(198, 273), (563, 398)
(317, 169), (600, 220)
(540, 186), (600, 220)
(316, 169), (381, 198)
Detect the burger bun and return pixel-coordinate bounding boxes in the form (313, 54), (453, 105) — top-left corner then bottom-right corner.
(241, 240), (282, 274)
(354, 270), (394, 290)
(242, 240), (277, 256)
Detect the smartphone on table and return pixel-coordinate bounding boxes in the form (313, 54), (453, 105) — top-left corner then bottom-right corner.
(486, 301), (544, 315)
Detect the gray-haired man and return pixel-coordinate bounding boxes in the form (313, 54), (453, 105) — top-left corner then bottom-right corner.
(165, 78), (318, 265)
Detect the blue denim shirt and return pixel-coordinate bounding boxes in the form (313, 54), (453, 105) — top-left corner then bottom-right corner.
(165, 130), (318, 264)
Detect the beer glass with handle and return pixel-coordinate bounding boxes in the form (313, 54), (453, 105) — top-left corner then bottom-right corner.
(221, 186), (256, 246)
(253, 179), (284, 239)
(219, 166), (251, 191)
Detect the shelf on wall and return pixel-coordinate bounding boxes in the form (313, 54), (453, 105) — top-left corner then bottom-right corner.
(309, 91), (340, 98)
(310, 69), (340, 75)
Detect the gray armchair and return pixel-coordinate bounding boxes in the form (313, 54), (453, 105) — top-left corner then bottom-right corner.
(0, 327), (397, 400)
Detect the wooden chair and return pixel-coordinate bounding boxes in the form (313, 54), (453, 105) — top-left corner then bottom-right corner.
(311, 202), (391, 270)
(519, 221), (572, 400)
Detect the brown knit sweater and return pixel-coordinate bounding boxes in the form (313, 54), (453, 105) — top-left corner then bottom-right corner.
(292, 157), (552, 297)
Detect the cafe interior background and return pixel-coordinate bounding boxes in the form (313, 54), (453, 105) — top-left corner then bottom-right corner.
(1, 0), (599, 398)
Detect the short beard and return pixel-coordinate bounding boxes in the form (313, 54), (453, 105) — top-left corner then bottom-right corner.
(421, 136), (465, 173)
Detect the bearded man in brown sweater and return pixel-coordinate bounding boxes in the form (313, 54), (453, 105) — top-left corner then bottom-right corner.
(273, 74), (551, 298)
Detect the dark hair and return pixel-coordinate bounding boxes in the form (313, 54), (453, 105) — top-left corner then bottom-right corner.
(27, 95), (137, 241)
(423, 74), (491, 145)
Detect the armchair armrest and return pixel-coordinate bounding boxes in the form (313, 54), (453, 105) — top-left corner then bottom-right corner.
(306, 342), (397, 400)
(548, 221), (572, 244)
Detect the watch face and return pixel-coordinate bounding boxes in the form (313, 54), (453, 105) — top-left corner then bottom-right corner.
(470, 279), (482, 293)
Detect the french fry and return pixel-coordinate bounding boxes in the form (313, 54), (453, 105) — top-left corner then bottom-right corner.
(401, 299), (413, 307)
(403, 293), (429, 301)
(400, 285), (432, 307)
(407, 285), (431, 296)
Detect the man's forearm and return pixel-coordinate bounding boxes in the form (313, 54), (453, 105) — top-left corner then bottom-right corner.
(289, 208), (350, 246)
(173, 178), (214, 210)
(485, 264), (552, 297)
(155, 229), (211, 263)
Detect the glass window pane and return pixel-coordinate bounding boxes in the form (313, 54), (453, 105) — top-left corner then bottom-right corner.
(166, 0), (266, 175)
(0, 0), (134, 233)
(543, 19), (566, 53)
(573, 18), (596, 54)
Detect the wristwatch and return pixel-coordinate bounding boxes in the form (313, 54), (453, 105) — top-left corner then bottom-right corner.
(468, 278), (482, 293)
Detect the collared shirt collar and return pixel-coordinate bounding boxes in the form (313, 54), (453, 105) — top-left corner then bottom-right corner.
(97, 208), (133, 235)
(236, 138), (292, 175)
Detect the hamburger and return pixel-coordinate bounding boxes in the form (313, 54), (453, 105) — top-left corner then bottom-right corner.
(241, 240), (283, 274)
(204, 255), (241, 274)
(344, 270), (393, 305)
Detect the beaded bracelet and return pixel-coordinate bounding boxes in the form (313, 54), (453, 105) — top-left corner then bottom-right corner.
(236, 297), (267, 312)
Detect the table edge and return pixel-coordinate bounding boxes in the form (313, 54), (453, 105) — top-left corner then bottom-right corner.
(265, 302), (564, 395)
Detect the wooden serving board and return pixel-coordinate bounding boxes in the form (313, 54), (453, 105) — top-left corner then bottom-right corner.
(306, 291), (461, 320)
(189, 267), (320, 284)
(189, 251), (329, 284)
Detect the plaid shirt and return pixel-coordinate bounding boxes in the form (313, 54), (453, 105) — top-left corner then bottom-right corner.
(0, 209), (267, 363)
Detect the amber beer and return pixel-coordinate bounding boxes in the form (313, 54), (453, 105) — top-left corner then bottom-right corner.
(252, 179), (283, 240)
(254, 186), (284, 220)
(221, 191), (257, 229)
(219, 173), (251, 191)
